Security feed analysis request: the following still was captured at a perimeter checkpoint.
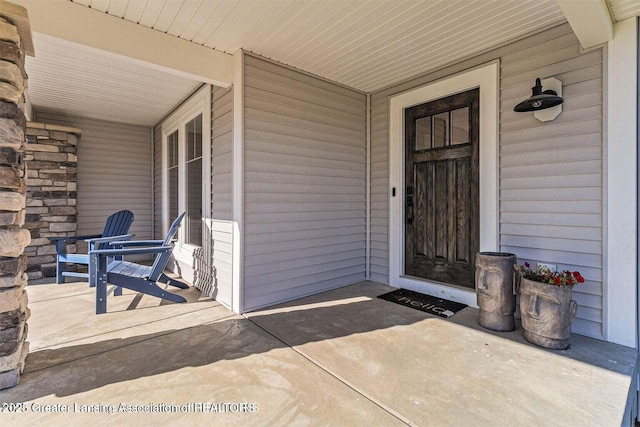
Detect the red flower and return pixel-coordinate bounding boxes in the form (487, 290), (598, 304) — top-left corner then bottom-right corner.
(515, 263), (584, 287)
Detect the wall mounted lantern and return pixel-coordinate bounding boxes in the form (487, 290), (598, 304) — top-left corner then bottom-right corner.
(514, 77), (563, 122)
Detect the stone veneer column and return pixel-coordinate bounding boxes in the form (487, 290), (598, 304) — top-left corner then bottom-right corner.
(0, 1), (34, 390)
(24, 123), (80, 279)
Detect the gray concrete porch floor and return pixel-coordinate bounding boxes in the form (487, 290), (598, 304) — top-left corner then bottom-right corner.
(0, 280), (637, 426)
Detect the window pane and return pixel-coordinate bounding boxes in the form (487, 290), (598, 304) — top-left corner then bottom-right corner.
(168, 167), (178, 222)
(451, 107), (470, 145)
(415, 117), (431, 150)
(185, 114), (203, 247)
(168, 131), (178, 167)
(186, 158), (202, 246)
(195, 115), (202, 158)
(186, 119), (195, 161)
(186, 114), (203, 161)
(167, 130), (179, 221)
(433, 112), (448, 148)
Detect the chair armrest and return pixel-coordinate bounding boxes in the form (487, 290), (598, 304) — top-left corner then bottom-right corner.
(90, 245), (173, 257)
(89, 246), (174, 292)
(86, 234), (135, 251)
(85, 234), (136, 244)
(109, 239), (164, 247)
(49, 234), (102, 243)
(51, 234), (103, 254)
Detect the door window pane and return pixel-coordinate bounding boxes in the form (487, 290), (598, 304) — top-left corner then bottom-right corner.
(432, 112), (448, 148)
(451, 107), (470, 145)
(415, 117), (432, 150)
(185, 114), (202, 247)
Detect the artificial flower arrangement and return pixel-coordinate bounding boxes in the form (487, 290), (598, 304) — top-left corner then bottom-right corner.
(514, 262), (585, 286)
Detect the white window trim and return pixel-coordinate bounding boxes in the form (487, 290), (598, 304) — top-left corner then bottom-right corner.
(161, 85), (212, 267)
(388, 61), (499, 307)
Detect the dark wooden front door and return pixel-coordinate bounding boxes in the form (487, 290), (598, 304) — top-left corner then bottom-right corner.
(404, 88), (479, 289)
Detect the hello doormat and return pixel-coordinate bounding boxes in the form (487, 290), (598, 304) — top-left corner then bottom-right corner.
(377, 289), (467, 318)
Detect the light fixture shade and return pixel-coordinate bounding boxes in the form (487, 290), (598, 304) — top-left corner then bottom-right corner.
(514, 78), (564, 112)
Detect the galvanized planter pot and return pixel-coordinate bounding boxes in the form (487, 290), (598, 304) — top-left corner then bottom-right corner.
(475, 252), (517, 332)
(519, 278), (578, 350)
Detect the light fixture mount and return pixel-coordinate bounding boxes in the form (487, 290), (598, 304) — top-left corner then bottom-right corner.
(514, 77), (564, 122)
(514, 77), (564, 113)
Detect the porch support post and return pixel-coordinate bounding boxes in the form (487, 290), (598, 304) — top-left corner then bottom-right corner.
(605, 17), (638, 347)
(0, 0), (32, 390)
(557, 0), (613, 49)
(231, 50), (244, 314)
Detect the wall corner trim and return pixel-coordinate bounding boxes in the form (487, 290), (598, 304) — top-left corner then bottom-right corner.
(231, 49), (245, 314)
(605, 17), (638, 347)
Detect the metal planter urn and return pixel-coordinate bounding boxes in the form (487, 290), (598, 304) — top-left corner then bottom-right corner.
(519, 278), (578, 350)
(475, 252), (517, 332)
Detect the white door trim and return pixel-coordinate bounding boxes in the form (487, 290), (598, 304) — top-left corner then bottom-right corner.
(388, 61), (499, 307)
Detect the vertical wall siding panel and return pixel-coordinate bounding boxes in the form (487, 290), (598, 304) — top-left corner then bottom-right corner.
(35, 111), (153, 250)
(153, 123), (162, 239)
(243, 55), (367, 311)
(210, 85), (234, 307)
(370, 95), (389, 284)
(369, 23), (604, 340)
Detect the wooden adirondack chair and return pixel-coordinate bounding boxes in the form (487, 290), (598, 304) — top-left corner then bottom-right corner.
(50, 210), (135, 284)
(89, 212), (189, 314)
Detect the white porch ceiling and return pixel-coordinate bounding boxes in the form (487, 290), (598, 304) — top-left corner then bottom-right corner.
(22, 0), (640, 126)
(71, 0), (568, 93)
(608, 0), (640, 22)
(26, 33), (202, 126)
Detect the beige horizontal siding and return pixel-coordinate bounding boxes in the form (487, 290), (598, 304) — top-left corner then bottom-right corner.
(499, 27), (604, 338)
(369, 94), (389, 284)
(210, 85), (234, 306)
(243, 54), (366, 311)
(244, 56), (364, 102)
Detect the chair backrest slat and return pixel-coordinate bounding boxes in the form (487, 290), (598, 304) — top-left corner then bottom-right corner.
(163, 212), (186, 245)
(149, 248), (174, 282)
(99, 210), (134, 250)
(149, 212), (186, 281)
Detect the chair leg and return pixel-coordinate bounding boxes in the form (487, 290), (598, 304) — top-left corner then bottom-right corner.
(56, 258), (65, 284)
(92, 254), (108, 314)
(96, 280), (107, 314)
(159, 272), (189, 289)
(154, 287), (187, 303)
(115, 280), (187, 304)
(141, 282), (187, 303)
(114, 286), (122, 296)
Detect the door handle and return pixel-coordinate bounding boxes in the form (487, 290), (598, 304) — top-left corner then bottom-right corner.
(406, 186), (414, 225)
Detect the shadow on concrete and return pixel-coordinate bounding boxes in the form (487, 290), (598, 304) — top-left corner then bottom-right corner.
(2, 282), (636, 407)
